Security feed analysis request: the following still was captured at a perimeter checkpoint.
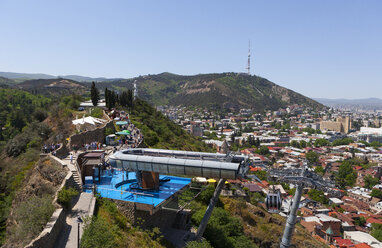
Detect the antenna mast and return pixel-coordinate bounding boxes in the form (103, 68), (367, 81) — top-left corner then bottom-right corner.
(133, 80), (138, 100)
(246, 40), (251, 75)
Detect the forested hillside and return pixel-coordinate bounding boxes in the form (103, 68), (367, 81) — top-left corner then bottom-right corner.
(96, 72), (323, 112)
(129, 99), (213, 151)
(0, 89), (80, 245)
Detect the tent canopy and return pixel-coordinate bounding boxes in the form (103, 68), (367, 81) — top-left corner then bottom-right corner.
(72, 116), (107, 126)
(115, 130), (131, 135)
(116, 121), (128, 125)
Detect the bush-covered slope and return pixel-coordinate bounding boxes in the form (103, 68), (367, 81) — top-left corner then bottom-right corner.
(129, 99), (213, 151)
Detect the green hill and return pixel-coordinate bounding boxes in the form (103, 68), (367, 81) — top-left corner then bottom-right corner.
(98, 72), (323, 112)
(0, 77), (17, 88)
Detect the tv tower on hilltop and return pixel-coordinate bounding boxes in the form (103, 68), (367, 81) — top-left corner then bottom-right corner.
(246, 40), (251, 75)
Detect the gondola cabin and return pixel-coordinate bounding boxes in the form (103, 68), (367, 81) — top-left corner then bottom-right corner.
(266, 189), (282, 214)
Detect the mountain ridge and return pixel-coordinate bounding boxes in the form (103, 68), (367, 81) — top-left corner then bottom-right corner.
(0, 71), (324, 111)
(98, 72), (324, 112)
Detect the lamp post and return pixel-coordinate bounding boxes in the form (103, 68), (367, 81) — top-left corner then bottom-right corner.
(77, 216), (83, 248)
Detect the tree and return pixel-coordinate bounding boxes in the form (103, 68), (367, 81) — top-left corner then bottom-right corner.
(364, 175), (379, 189)
(127, 89), (133, 108)
(109, 91), (116, 109)
(290, 140), (300, 148)
(308, 189), (328, 204)
(371, 189), (382, 199)
(186, 240), (213, 248)
(354, 216), (366, 227)
(315, 166), (325, 176)
(306, 151), (319, 164)
(314, 138), (330, 147)
(370, 141), (382, 149)
(300, 140), (307, 148)
(90, 82), (100, 106)
(332, 138), (353, 146)
(105, 88), (109, 109)
(258, 146), (269, 155)
(371, 223), (382, 242)
(336, 161), (357, 188)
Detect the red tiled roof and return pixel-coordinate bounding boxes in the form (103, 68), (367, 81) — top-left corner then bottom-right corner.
(333, 237), (354, 247)
(367, 217), (382, 225)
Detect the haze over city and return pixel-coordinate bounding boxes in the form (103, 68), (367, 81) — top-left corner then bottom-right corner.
(1, 0), (381, 99)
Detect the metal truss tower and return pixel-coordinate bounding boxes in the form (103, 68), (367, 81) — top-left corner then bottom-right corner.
(246, 40), (251, 75)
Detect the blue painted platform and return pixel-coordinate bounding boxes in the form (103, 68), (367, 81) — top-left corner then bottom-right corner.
(84, 170), (191, 207)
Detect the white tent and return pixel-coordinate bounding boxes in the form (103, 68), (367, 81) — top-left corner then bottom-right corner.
(72, 116), (107, 131)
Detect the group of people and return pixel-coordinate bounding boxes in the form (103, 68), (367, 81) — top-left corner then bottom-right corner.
(119, 123), (143, 149)
(82, 141), (102, 151)
(42, 143), (61, 155)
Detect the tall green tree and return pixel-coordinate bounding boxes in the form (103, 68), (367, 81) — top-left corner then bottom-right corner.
(306, 151), (319, 164)
(336, 160), (357, 188)
(104, 88), (109, 109)
(90, 82), (100, 106)
(364, 175), (379, 189)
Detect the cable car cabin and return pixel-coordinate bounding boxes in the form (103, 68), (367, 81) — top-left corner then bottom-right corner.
(266, 189), (282, 214)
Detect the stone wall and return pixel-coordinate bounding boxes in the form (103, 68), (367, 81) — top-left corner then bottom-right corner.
(24, 208), (65, 248)
(69, 120), (115, 149)
(113, 200), (179, 230)
(25, 155), (74, 248)
(54, 142), (69, 159)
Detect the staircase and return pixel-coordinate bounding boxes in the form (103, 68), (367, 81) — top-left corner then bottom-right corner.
(62, 154), (83, 192)
(72, 169), (83, 192)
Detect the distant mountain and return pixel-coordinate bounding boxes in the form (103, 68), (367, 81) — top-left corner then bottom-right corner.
(315, 98), (382, 111)
(59, 75), (123, 82)
(0, 77), (17, 88)
(95, 72), (323, 112)
(17, 78), (87, 96)
(0, 72), (56, 80)
(0, 71), (121, 82)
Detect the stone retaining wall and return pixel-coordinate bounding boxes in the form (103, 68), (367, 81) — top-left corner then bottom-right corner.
(113, 200), (178, 230)
(54, 142), (69, 159)
(24, 155), (74, 248)
(69, 120), (115, 150)
(24, 208), (65, 248)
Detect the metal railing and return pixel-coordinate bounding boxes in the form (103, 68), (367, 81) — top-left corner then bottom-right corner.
(94, 185), (155, 205)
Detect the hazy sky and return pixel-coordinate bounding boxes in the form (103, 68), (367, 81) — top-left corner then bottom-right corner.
(1, 0), (381, 99)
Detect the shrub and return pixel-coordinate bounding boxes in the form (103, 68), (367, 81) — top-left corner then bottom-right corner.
(186, 240), (213, 248)
(105, 128), (114, 136)
(243, 187), (249, 195)
(90, 107), (103, 118)
(57, 187), (79, 209)
(9, 195), (55, 245)
(80, 217), (119, 248)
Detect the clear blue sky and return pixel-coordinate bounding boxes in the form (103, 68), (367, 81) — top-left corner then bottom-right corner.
(0, 0), (381, 99)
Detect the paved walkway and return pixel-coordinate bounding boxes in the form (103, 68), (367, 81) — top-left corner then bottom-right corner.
(53, 154), (96, 248)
